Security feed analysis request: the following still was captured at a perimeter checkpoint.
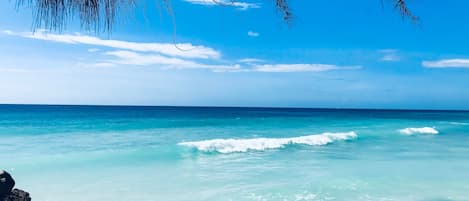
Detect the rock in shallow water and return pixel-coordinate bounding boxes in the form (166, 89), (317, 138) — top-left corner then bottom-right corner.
(0, 170), (15, 200)
(1, 170), (31, 201)
(3, 189), (31, 201)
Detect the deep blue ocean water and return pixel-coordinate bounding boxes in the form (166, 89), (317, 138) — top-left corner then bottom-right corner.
(1, 105), (469, 201)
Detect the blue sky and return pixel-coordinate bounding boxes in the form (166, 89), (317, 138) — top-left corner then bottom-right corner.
(1, 0), (469, 109)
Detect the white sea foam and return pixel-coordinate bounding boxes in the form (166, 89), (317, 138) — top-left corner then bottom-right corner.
(178, 132), (358, 153)
(399, 127), (439, 135)
(449, 122), (469, 126)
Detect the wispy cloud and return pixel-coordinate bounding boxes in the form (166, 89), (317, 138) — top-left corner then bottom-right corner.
(422, 59), (469, 68)
(238, 58), (265, 63)
(103, 50), (359, 73)
(379, 49), (400, 62)
(381, 54), (400, 62)
(247, 31), (259, 37)
(103, 50), (241, 71)
(88, 48), (100, 53)
(75, 62), (116, 69)
(247, 64), (361, 73)
(2, 29), (362, 73)
(183, 0), (260, 10)
(91, 62), (116, 68)
(1, 30), (13, 35)
(105, 50), (199, 66)
(2, 30), (220, 59)
(0, 67), (37, 73)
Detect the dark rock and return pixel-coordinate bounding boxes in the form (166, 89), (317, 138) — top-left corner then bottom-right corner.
(0, 170), (15, 200)
(3, 189), (31, 201)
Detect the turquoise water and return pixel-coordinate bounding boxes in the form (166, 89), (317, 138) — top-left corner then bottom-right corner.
(2, 105), (469, 201)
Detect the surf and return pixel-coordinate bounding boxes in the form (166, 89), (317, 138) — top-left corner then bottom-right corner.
(399, 127), (439, 135)
(178, 132), (358, 153)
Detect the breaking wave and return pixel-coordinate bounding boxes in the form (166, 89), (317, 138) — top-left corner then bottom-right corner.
(449, 122), (469, 126)
(399, 127), (439, 135)
(178, 132), (358, 153)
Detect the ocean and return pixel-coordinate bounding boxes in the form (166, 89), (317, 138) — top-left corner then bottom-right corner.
(1, 105), (469, 201)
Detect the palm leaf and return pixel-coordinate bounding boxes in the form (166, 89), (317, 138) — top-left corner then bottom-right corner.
(14, 0), (418, 32)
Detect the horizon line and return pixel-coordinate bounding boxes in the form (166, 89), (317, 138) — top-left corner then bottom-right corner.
(0, 103), (468, 112)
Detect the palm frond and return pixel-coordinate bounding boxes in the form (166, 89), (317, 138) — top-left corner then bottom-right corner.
(275, 0), (292, 22)
(14, 0), (418, 33)
(394, 0), (419, 22)
(16, 0), (135, 32)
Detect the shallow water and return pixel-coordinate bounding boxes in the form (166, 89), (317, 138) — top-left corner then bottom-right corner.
(2, 105), (469, 201)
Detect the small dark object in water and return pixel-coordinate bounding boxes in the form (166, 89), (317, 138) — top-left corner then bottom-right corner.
(0, 170), (15, 200)
(3, 189), (31, 201)
(1, 170), (31, 201)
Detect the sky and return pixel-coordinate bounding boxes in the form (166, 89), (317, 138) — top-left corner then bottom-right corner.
(1, 0), (469, 109)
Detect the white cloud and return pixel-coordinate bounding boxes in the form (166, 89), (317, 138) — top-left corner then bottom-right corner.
(422, 59), (469, 68)
(247, 31), (259, 37)
(2, 29), (362, 73)
(75, 62), (116, 69)
(102, 50), (359, 73)
(3, 30), (220, 59)
(105, 50), (199, 66)
(91, 62), (116, 68)
(0, 67), (36, 73)
(381, 54), (400, 61)
(1, 30), (13, 35)
(248, 64), (361, 73)
(183, 0), (260, 10)
(379, 49), (400, 62)
(238, 58), (265, 63)
(103, 50), (241, 71)
(88, 48), (100, 53)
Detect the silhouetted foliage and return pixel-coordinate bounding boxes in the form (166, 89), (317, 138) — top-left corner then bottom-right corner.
(14, 0), (418, 33)
(394, 0), (419, 22)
